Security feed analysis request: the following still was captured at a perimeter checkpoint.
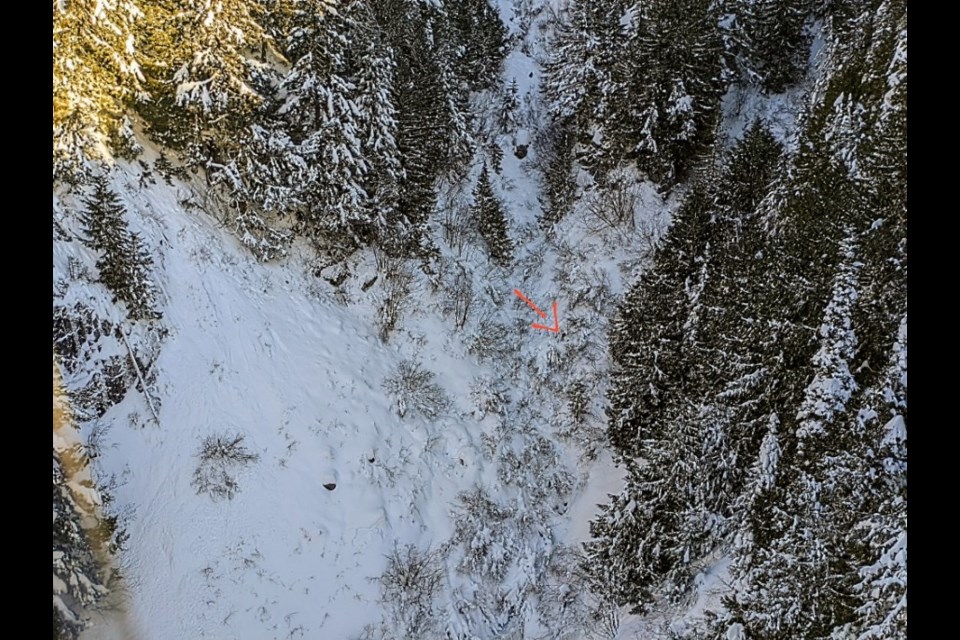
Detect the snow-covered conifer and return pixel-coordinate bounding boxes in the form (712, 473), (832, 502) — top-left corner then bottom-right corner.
(621, 0), (726, 187)
(138, 0), (271, 153)
(79, 175), (160, 321)
(735, 0), (812, 93)
(470, 165), (512, 265)
(447, 0), (508, 91)
(499, 78), (521, 134)
(53, 454), (108, 639)
(353, 26), (404, 242)
(277, 5), (373, 240)
(53, 0), (145, 180)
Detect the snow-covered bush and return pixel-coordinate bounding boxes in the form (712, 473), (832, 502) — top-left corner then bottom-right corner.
(535, 544), (622, 640)
(496, 434), (574, 505)
(566, 381), (590, 427)
(469, 376), (509, 418)
(383, 360), (450, 421)
(479, 431), (500, 461)
(452, 486), (525, 583)
(556, 379), (607, 462)
(231, 209), (292, 263)
(191, 433), (259, 501)
(467, 315), (514, 362)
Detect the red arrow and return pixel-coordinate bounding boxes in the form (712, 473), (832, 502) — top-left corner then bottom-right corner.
(514, 290), (560, 333)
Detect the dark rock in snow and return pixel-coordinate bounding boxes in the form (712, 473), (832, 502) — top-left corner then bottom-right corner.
(323, 483), (336, 491)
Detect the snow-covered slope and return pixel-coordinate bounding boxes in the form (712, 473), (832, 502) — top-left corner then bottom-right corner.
(51, 5), (677, 639)
(53, 1), (825, 637)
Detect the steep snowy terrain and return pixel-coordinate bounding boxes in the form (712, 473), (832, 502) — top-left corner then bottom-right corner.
(52, 4), (682, 638)
(52, 0), (881, 636)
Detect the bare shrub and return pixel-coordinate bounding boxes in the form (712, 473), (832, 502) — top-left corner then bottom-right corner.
(378, 545), (444, 638)
(383, 360), (451, 421)
(374, 254), (414, 342)
(583, 172), (639, 236)
(84, 421), (112, 463)
(561, 263), (615, 315)
(438, 204), (476, 259)
(496, 434), (574, 504)
(469, 376), (509, 418)
(192, 433), (259, 501)
(588, 599), (621, 640)
(467, 315), (514, 362)
(634, 206), (669, 263)
(435, 257), (474, 330)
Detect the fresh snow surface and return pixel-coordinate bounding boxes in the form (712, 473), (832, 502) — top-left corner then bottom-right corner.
(65, 150), (653, 639)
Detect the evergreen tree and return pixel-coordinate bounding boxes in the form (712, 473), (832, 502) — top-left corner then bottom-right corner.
(213, 119), (300, 260)
(256, 0), (333, 58)
(845, 22), (907, 634)
(389, 29), (448, 255)
(541, 0), (629, 177)
(447, 0), (509, 92)
(542, 0), (626, 124)
(542, 0), (727, 185)
(539, 118), (578, 227)
(53, 454), (107, 639)
(585, 181), (716, 610)
(848, 316), (906, 640)
(53, 0), (145, 180)
(588, 123), (790, 613)
(213, 1), (403, 256)
(589, 1), (906, 629)
(848, 0), (907, 387)
(276, 3), (372, 241)
(621, 0), (727, 188)
(723, 236), (866, 638)
(499, 78), (520, 134)
(138, 0), (271, 154)
(79, 175), (160, 321)
(352, 20), (405, 243)
(541, 3), (596, 123)
(716, 119), (785, 214)
(736, 0), (812, 93)
(604, 179), (714, 458)
(471, 166), (512, 265)
(372, 0), (458, 255)
(691, 121), (787, 511)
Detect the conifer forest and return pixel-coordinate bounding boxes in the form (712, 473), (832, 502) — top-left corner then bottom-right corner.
(53, 1), (906, 638)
